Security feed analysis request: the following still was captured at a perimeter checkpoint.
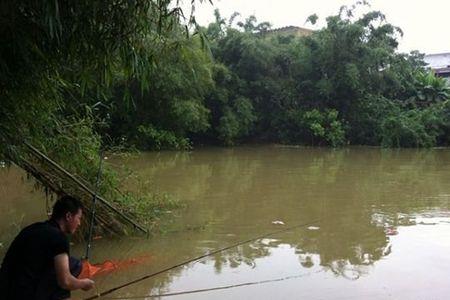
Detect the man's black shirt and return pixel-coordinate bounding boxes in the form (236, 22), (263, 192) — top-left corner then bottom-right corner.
(0, 220), (69, 299)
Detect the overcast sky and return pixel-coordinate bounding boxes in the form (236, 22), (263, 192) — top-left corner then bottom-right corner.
(189, 0), (450, 54)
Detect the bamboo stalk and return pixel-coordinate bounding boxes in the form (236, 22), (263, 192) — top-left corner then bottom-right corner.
(24, 142), (147, 234)
(19, 157), (125, 236)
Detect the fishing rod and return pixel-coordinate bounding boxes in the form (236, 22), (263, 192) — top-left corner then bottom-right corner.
(85, 100), (108, 259)
(101, 270), (324, 299)
(84, 150), (104, 260)
(83, 218), (321, 300)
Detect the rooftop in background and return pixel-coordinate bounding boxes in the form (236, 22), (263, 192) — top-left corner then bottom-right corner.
(424, 53), (450, 79)
(424, 53), (450, 69)
(265, 26), (313, 37)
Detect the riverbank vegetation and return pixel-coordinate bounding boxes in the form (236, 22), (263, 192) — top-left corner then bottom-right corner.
(0, 0), (200, 232)
(104, 4), (450, 149)
(1, 1), (449, 231)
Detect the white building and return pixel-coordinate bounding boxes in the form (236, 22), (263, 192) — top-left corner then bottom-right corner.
(424, 53), (450, 80)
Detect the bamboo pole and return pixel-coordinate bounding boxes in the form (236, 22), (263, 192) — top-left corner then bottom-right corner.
(24, 142), (147, 234)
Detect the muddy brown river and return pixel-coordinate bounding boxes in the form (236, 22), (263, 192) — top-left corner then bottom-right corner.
(1, 146), (450, 299)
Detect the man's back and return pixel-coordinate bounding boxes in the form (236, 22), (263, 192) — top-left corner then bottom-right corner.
(0, 220), (69, 299)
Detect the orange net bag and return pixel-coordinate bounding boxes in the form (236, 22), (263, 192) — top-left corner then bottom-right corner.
(78, 255), (151, 279)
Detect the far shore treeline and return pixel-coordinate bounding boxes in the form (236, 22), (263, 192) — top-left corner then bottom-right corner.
(1, 1), (450, 227)
(111, 7), (450, 150)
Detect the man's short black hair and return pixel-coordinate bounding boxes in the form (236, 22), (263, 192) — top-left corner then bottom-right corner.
(51, 195), (83, 220)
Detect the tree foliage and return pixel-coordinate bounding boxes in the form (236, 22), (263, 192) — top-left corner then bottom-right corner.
(195, 5), (450, 147)
(3, 1), (450, 182)
(1, 0), (204, 160)
(0, 0), (207, 228)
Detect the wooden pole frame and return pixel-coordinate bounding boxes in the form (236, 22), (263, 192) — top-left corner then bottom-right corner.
(24, 142), (147, 234)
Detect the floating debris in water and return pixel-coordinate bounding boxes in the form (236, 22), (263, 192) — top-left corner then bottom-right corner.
(308, 226), (320, 231)
(103, 156), (108, 160)
(271, 220), (285, 225)
(418, 221), (437, 226)
(385, 227), (398, 235)
(261, 238), (278, 245)
(0, 161), (6, 168)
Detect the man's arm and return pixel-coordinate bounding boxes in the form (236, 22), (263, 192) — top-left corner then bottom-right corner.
(54, 253), (94, 291)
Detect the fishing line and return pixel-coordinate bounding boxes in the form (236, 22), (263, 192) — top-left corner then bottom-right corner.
(101, 270), (324, 299)
(83, 218), (321, 300)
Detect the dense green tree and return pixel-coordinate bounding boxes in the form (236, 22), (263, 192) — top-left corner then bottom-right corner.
(108, 34), (214, 150)
(0, 0), (209, 227)
(0, 0), (206, 164)
(200, 4), (449, 147)
(412, 71), (450, 106)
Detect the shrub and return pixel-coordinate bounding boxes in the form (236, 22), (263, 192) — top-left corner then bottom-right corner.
(136, 125), (191, 150)
(279, 108), (346, 147)
(380, 107), (443, 147)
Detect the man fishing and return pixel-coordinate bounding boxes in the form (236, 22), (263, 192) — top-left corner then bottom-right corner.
(0, 195), (95, 299)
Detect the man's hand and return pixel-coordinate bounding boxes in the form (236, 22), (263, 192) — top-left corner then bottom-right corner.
(80, 278), (95, 291)
(55, 253), (94, 291)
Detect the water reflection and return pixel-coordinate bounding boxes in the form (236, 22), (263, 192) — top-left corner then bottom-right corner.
(2, 147), (450, 299)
